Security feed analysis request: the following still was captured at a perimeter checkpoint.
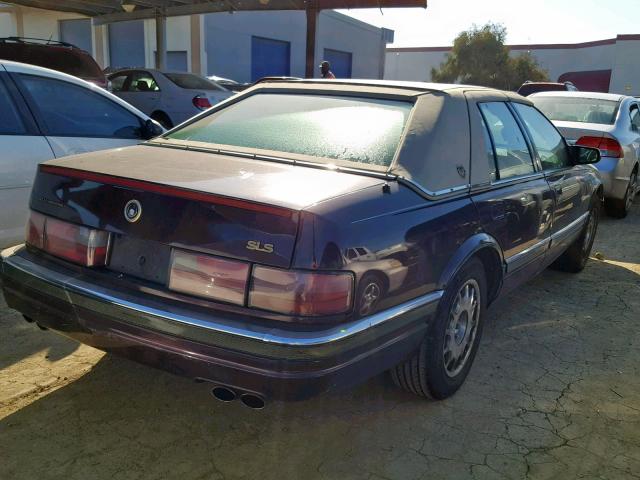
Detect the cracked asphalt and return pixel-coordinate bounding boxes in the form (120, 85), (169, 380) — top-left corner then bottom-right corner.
(1, 199), (639, 480)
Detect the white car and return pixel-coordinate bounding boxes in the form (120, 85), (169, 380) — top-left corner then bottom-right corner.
(0, 60), (163, 249)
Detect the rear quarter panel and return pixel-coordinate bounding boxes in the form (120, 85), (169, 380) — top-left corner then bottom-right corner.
(298, 182), (479, 315)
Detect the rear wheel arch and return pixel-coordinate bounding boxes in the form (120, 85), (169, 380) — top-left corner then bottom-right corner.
(150, 110), (173, 129)
(438, 233), (504, 305)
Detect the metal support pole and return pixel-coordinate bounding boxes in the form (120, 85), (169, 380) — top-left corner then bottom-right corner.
(155, 11), (167, 70)
(305, 3), (318, 78)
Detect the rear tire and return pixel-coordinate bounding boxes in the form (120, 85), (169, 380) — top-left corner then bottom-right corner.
(605, 168), (637, 218)
(391, 258), (486, 400)
(552, 200), (599, 273)
(151, 112), (173, 130)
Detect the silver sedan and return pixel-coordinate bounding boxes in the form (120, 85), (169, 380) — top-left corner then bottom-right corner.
(108, 69), (234, 129)
(531, 91), (640, 218)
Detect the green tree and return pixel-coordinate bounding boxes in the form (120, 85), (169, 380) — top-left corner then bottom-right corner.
(431, 23), (548, 90)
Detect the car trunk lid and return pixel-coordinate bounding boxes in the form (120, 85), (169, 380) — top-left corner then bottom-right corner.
(553, 120), (616, 144)
(30, 144), (382, 280)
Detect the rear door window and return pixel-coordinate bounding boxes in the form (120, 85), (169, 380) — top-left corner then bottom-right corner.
(0, 78), (26, 135)
(512, 103), (570, 170)
(630, 104), (640, 131)
(479, 102), (535, 180)
(130, 71), (160, 92)
(19, 74), (143, 139)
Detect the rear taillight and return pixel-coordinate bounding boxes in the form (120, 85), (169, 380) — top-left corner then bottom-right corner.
(168, 249), (249, 305)
(192, 95), (212, 110)
(576, 136), (623, 158)
(249, 266), (353, 316)
(167, 250), (354, 316)
(25, 211), (110, 266)
(26, 211), (46, 249)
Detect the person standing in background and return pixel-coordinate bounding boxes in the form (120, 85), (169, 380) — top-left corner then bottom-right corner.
(320, 61), (336, 79)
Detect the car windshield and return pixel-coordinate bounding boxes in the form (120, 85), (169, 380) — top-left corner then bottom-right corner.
(532, 96), (619, 125)
(164, 72), (225, 91)
(165, 93), (413, 168)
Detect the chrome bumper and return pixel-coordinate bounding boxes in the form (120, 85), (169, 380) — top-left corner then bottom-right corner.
(0, 245), (442, 360)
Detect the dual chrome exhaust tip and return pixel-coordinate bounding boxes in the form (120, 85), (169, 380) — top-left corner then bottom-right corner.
(211, 385), (266, 410)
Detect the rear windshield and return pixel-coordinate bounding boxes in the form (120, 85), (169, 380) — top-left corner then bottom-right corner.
(166, 93), (413, 167)
(164, 73), (225, 91)
(532, 96), (619, 125)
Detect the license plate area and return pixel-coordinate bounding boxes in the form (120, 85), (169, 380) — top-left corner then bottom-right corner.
(108, 235), (172, 284)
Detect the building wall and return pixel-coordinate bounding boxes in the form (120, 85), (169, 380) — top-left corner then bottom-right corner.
(204, 11), (307, 82)
(316, 11), (388, 79)
(385, 36), (640, 95)
(0, 6), (388, 82)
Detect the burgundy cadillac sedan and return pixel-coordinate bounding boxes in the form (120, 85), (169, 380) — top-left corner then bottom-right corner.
(0, 79), (602, 408)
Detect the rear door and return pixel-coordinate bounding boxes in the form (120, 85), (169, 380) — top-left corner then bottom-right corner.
(511, 103), (590, 255)
(12, 72), (145, 157)
(471, 101), (554, 289)
(117, 70), (161, 116)
(0, 69), (55, 248)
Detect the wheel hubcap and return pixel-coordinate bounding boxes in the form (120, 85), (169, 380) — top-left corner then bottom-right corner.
(443, 279), (480, 378)
(359, 282), (381, 316)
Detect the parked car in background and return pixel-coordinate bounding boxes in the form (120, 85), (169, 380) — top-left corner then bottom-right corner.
(531, 91), (639, 217)
(0, 80), (602, 407)
(208, 75), (248, 92)
(0, 60), (163, 249)
(108, 69), (234, 128)
(517, 81), (578, 96)
(0, 37), (107, 88)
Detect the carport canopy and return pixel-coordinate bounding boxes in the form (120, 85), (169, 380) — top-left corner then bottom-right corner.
(6, 0), (427, 76)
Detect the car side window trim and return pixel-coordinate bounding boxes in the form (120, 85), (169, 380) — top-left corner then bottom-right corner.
(477, 101), (538, 183)
(509, 102), (573, 174)
(505, 102), (542, 172)
(0, 71), (40, 136)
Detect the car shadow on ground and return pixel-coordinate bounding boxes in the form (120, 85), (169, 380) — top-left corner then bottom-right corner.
(1, 254), (639, 480)
(0, 295), (80, 371)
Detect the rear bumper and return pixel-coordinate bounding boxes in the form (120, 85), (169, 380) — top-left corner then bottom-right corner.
(0, 246), (441, 401)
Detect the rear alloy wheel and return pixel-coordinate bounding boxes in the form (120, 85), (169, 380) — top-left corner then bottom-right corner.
(606, 169), (637, 218)
(553, 200), (600, 273)
(391, 258), (486, 400)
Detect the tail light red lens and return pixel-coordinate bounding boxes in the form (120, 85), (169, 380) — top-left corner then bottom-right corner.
(169, 249), (249, 305)
(249, 266), (353, 316)
(26, 211), (46, 249)
(192, 95), (212, 110)
(576, 135), (623, 158)
(25, 211), (110, 266)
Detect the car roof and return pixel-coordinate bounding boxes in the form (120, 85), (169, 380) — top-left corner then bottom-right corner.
(530, 90), (625, 101)
(245, 78), (530, 102)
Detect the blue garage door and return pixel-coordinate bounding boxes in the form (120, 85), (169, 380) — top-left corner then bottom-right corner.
(59, 19), (92, 53)
(251, 36), (290, 82)
(109, 20), (145, 69)
(323, 48), (352, 79)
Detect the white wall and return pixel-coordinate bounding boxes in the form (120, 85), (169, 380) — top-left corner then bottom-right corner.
(144, 15), (192, 70)
(384, 37), (640, 96)
(385, 49), (447, 81)
(0, 11), (17, 36)
(609, 39), (640, 95)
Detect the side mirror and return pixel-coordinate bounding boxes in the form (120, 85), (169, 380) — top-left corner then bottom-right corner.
(570, 145), (600, 165)
(141, 118), (165, 140)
